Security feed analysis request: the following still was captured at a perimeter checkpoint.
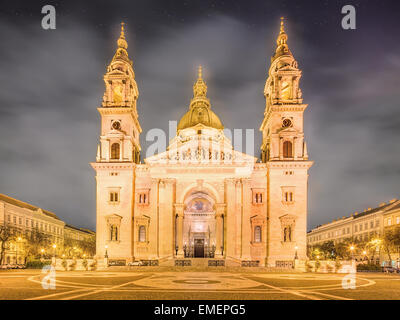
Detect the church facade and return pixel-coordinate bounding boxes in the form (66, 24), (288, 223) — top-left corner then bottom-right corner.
(91, 19), (313, 267)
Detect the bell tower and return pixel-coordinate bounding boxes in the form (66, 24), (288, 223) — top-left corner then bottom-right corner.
(97, 22), (141, 163)
(260, 18), (313, 266)
(92, 23), (141, 263)
(260, 17), (308, 163)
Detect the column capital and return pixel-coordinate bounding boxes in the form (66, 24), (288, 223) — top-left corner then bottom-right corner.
(174, 203), (185, 216)
(162, 178), (176, 185)
(215, 203), (226, 215)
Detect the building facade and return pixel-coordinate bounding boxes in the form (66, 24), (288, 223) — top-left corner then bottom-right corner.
(92, 19), (313, 267)
(0, 193), (95, 264)
(0, 194), (65, 264)
(307, 198), (400, 260)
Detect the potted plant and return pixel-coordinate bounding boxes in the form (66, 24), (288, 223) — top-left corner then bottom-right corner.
(69, 260), (76, 271)
(61, 258), (68, 271)
(89, 260), (97, 271)
(82, 259), (88, 271)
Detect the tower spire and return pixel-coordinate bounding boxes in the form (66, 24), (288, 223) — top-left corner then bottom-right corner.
(272, 17), (291, 61)
(193, 65), (207, 98)
(198, 65), (203, 79)
(117, 21), (128, 50)
(112, 21), (131, 64)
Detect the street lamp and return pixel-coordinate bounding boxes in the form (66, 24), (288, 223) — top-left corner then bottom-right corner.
(104, 245), (108, 258)
(40, 248), (45, 261)
(294, 245), (299, 260)
(350, 245), (355, 260)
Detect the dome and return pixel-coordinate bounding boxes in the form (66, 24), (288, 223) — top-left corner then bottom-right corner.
(177, 66), (224, 131)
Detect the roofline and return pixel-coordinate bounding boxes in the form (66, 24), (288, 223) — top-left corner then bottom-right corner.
(0, 193), (61, 221)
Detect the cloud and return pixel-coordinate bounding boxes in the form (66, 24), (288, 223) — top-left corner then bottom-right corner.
(0, 8), (399, 232)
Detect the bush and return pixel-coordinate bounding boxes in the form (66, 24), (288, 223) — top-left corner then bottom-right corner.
(26, 260), (51, 269)
(306, 263), (313, 272)
(326, 264), (334, 273)
(357, 263), (381, 272)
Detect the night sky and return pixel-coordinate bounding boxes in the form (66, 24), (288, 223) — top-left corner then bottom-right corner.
(0, 0), (399, 231)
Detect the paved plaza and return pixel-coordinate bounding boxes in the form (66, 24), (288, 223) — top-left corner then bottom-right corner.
(0, 268), (400, 300)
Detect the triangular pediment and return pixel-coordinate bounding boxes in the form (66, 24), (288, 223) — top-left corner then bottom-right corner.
(145, 136), (257, 165)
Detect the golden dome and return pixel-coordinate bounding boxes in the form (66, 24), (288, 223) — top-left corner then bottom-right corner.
(177, 66), (224, 131)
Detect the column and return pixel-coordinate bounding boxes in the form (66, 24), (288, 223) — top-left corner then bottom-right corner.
(225, 178), (236, 258)
(241, 178), (252, 260)
(215, 203), (226, 256)
(174, 204), (184, 257)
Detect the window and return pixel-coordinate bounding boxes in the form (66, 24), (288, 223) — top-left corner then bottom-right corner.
(388, 218), (392, 226)
(111, 143), (120, 160)
(7, 215), (10, 222)
(254, 192), (263, 204)
(109, 192), (119, 203)
(347, 227), (350, 234)
(283, 225), (292, 242)
(284, 192), (294, 202)
(397, 217), (400, 225)
(19, 217), (22, 225)
(138, 225), (146, 242)
(359, 224), (363, 231)
(283, 141), (293, 158)
(138, 191), (149, 205)
(376, 220), (380, 227)
(365, 222), (368, 230)
(254, 226), (262, 243)
(370, 221), (374, 228)
(110, 225), (118, 241)
(13, 216), (16, 224)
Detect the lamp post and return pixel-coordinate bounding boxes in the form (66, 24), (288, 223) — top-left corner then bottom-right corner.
(294, 245), (299, 260)
(40, 248), (45, 261)
(104, 245), (108, 258)
(16, 237), (22, 265)
(52, 244), (57, 260)
(362, 250), (367, 262)
(350, 245), (355, 260)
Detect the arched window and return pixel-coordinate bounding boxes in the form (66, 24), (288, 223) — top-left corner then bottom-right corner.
(283, 141), (293, 158)
(111, 143), (120, 160)
(254, 226), (262, 243)
(139, 225), (146, 242)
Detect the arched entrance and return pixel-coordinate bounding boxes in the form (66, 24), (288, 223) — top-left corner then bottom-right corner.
(182, 192), (216, 258)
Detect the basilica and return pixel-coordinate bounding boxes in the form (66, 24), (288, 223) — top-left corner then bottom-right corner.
(91, 19), (313, 267)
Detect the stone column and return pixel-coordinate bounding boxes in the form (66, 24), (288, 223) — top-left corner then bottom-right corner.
(241, 178), (252, 260)
(215, 203), (226, 256)
(174, 203), (184, 257)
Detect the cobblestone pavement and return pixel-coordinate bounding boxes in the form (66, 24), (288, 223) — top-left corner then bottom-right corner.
(1, 269), (400, 300)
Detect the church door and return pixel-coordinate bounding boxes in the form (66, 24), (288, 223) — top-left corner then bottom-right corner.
(194, 239), (205, 258)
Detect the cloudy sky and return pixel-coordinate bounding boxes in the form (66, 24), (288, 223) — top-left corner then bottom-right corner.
(0, 0), (399, 231)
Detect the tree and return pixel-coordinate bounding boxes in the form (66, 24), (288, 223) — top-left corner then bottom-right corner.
(0, 223), (18, 265)
(24, 229), (52, 261)
(383, 226), (400, 263)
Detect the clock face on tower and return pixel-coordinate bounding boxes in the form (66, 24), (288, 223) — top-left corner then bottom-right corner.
(281, 81), (291, 100)
(282, 118), (292, 128)
(112, 121), (121, 130)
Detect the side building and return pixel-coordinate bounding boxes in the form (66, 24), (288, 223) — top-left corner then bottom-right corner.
(307, 198), (400, 262)
(0, 193), (95, 265)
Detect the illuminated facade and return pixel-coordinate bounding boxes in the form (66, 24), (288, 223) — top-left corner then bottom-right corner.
(92, 19), (313, 267)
